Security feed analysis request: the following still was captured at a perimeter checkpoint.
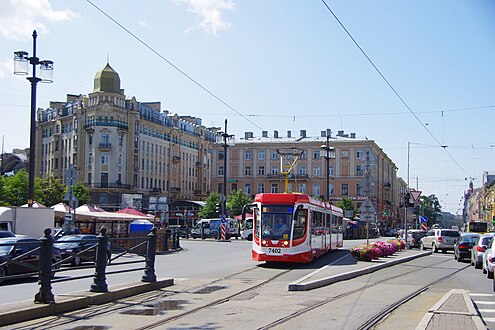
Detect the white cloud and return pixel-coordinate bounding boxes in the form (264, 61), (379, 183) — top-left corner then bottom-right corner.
(138, 20), (151, 28)
(0, 59), (13, 80)
(0, 0), (77, 40)
(175, 0), (235, 36)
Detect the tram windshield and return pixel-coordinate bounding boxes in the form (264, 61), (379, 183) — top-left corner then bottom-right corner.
(257, 205), (302, 240)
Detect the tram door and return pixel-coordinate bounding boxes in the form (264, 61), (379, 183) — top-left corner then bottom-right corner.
(325, 213), (332, 252)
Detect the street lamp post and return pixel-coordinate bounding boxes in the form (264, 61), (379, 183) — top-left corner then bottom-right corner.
(14, 30), (53, 207)
(221, 119), (234, 216)
(320, 129), (335, 201)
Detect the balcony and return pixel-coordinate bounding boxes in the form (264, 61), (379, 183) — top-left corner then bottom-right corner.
(99, 142), (112, 151)
(87, 183), (131, 190)
(384, 182), (392, 189)
(172, 156), (181, 162)
(195, 161), (202, 167)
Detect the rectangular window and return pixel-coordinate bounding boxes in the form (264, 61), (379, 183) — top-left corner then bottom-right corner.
(271, 166), (278, 175)
(341, 150), (349, 158)
(218, 166), (224, 176)
(271, 183), (278, 193)
(257, 183), (265, 193)
(298, 183), (306, 193)
(258, 149), (265, 160)
(313, 150), (321, 159)
(313, 184), (320, 196)
(342, 183), (349, 196)
(218, 150), (224, 160)
(101, 154), (109, 164)
(244, 183), (251, 195)
(298, 166), (306, 175)
(245, 150), (251, 160)
(300, 151), (307, 159)
(245, 166), (252, 176)
(357, 150), (364, 160)
(258, 166), (265, 176)
(329, 165), (335, 177)
(356, 165), (364, 176)
(272, 151), (278, 159)
(313, 166), (320, 176)
(356, 183), (363, 195)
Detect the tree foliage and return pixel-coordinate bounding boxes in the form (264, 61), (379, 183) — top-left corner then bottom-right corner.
(226, 190), (253, 217)
(35, 176), (66, 206)
(72, 181), (90, 206)
(336, 197), (356, 217)
(418, 194), (442, 226)
(199, 192), (222, 219)
(2, 170), (28, 206)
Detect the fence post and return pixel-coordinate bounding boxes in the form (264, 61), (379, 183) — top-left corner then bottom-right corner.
(34, 228), (55, 304)
(142, 227), (157, 283)
(163, 229), (169, 252)
(90, 227), (109, 292)
(174, 230), (181, 249)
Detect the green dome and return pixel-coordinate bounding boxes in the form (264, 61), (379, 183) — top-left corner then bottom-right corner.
(94, 63), (121, 93)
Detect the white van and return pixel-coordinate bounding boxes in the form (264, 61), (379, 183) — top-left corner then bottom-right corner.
(191, 218), (239, 239)
(240, 218), (253, 241)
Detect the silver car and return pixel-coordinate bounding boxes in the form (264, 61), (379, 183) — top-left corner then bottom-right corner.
(471, 233), (495, 269)
(420, 229), (460, 253)
(483, 237), (495, 279)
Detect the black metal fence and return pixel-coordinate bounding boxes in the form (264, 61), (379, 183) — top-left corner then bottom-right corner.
(0, 227), (159, 303)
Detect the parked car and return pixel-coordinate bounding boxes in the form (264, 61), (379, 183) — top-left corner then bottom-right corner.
(0, 236), (61, 284)
(403, 230), (426, 248)
(483, 237), (495, 279)
(454, 233), (480, 262)
(0, 231), (15, 238)
(471, 233), (495, 269)
(420, 228), (460, 253)
(53, 234), (100, 266)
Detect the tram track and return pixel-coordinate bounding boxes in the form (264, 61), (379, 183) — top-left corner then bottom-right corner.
(257, 257), (466, 330)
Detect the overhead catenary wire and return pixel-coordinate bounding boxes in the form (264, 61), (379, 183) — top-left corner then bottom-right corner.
(84, 0), (265, 133)
(320, 0), (470, 178)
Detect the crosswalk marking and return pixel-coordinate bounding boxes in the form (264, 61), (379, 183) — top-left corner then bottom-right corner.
(474, 301), (495, 305)
(483, 318), (495, 322)
(470, 293), (495, 297)
(478, 309), (495, 313)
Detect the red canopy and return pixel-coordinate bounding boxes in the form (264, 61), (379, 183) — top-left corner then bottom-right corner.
(115, 207), (149, 217)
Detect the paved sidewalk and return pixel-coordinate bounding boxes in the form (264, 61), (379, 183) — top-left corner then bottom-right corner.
(416, 289), (485, 330)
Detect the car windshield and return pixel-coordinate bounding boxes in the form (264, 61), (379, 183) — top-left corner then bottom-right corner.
(0, 239), (16, 255)
(53, 236), (84, 249)
(441, 230), (459, 237)
(411, 232), (425, 238)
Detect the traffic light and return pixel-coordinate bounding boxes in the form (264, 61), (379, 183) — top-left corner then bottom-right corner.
(215, 203), (222, 215)
(404, 193), (414, 207)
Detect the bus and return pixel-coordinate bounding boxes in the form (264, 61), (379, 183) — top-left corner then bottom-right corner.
(467, 221), (488, 234)
(242, 193), (344, 263)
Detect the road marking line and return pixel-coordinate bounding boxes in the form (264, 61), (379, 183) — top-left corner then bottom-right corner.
(478, 309), (495, 313)
(483, 318), (495, 322)
(470, 293), (495, 297)
(292, 254), (350, 284)
(474, 301), (495, 305)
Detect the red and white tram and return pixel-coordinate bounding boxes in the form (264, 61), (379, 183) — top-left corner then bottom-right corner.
(243, 193), (344, 263)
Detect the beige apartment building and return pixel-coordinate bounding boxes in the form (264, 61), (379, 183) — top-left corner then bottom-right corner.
(211, 129), (403, 227)
(35, 63), (220, 211)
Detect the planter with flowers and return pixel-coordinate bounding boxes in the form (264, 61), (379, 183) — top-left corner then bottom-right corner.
(351, 239), (405, 261)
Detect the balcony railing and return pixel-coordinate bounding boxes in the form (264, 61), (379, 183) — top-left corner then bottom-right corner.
(172, 156), (181, 162)
(87, 183), (131, 189)
(99, 142), (111, 150)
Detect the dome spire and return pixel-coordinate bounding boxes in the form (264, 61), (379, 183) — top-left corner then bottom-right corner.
(93, 62), (121, 93)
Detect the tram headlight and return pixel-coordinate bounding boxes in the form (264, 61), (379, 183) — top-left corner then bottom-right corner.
(282, 241), (289, 246)
(262, 240), (267, 245)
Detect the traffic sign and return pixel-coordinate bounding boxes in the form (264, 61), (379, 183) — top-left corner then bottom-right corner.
(410, 190), (422, 203)
(359, 199), (376, 214)
(421, 223), (427, 231)
(419, 215), (428, 223)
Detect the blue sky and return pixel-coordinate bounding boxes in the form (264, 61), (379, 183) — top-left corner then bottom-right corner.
(0, 0), (494, 215)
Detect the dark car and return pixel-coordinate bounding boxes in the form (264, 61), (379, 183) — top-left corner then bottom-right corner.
(0, 237), (61, 284)
(404, 230), (426, 248)
(454, 233), (480, 262)
(0, 231), (15, 238)
(54, 234), (99, 266)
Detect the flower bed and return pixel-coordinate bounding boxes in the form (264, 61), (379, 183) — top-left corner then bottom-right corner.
(350, 239), (405, 261)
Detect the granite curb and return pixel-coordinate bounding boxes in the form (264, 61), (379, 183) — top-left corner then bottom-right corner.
(0, 277), (174, 327)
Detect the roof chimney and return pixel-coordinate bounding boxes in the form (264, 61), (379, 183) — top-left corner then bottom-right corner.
(337, 130), (344, 137)
(287, 130), (292, 138)
(321, 131), (326, 137)
(350, 132), (356, 139)
(274, 130), (279, 138)
(262, 131), (268, 138)
(300, 130), (306, 138)
(244, 132), (253, 139)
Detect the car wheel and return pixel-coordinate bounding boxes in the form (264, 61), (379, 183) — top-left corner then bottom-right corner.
(475, 259), (482, 269)
(489, 270), (494, 279)
(457, 256), (463, 262)
(71, 256), (81, 266)
(483, 266), (487, 274)
(442, 250), (447, 253)
(247, 234), (253, 241)
(432, 243), (438, 253)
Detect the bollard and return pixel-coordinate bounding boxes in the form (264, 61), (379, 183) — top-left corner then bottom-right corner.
(163, 229), (170, 252)
(90, 227), (109, 292)
(201, 224), (205, 239)
(175, 230), (181, 249)
(142, 227), (157, 282)
(185, 225), (189, 239)
(34, 228), (55, 304)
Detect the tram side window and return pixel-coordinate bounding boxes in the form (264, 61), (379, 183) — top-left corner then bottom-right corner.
(294, 209), (307, 239)
(312, 211), (324, 235)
